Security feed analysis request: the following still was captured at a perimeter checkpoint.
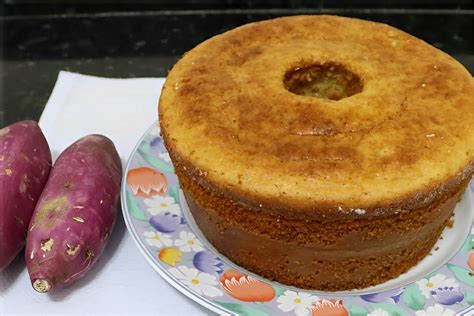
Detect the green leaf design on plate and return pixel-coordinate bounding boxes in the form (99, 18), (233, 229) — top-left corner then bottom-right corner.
(402, 283), (425, 310)
(461, 234), (473, 252)
(273, 286), (286, 297)
(370, 303), (408, 316)
(169, 183), (180, 204)
(213, 301), (269, 316)
(349, 304), (369, 316)
(138, 142), (149, 152)
(466, 292), (474, 305)
(127, 191), (146, 221)
(447, 263), (474, 287)
(138, 145), (174, 174)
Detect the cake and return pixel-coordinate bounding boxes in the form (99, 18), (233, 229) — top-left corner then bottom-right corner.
(159, 15), (474, 291)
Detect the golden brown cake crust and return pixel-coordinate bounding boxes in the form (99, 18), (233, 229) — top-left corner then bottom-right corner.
(159, 15), (474, 219)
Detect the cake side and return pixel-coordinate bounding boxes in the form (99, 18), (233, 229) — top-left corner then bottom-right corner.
(178, 166), (469, 290)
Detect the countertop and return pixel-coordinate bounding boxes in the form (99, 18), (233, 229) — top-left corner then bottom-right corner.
(1, 8), (473, 126)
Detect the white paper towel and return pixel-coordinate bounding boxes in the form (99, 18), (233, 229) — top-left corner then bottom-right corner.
(0, 71), (208, 316)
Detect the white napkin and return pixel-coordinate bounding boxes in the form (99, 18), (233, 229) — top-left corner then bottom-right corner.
(0, 71), (208, 316)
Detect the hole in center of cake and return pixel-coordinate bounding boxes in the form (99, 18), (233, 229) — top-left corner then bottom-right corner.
(284, 63), (363, 100)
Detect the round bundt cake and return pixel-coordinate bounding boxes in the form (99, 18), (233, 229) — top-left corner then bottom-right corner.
(159, 15), (474, 290)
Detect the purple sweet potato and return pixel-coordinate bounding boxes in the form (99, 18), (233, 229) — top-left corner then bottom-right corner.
(25, 134), (122, 292)
(0, 120), (51, 271)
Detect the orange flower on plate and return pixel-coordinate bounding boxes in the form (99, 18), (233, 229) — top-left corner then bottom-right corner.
(468, 252), (474, 270)
(219, 269), (275, 302)
(127, 167), (167, 197)
(159, 247), (182, 267)
(311, 299), (348, 316)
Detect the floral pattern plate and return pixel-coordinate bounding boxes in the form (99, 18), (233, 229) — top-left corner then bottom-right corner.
(122, 123), (474, 316)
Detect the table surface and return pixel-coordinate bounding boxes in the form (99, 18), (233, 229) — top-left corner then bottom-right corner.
(0, 4), (473, 315)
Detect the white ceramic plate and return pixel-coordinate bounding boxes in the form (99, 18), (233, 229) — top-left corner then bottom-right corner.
(122, 122), (474, 316)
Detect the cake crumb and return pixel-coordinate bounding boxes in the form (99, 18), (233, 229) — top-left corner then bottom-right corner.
(447, 218), (454, 228)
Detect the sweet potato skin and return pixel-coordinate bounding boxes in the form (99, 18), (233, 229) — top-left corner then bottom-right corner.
(0, 121), (51, 271)
(25, 134), (122, 292)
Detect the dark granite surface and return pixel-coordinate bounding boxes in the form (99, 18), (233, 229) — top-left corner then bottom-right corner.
(0, 8), (473, 126)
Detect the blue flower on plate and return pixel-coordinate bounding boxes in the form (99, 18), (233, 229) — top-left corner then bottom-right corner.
(360, 287), (403, 304)
(193, 251), (224, 274)
(431, 287), (464, 305)
(150, 137), (163, 148)
(150, 212), (185, 233)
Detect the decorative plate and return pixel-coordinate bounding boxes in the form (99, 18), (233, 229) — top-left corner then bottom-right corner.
(122, 122), (474, 316)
